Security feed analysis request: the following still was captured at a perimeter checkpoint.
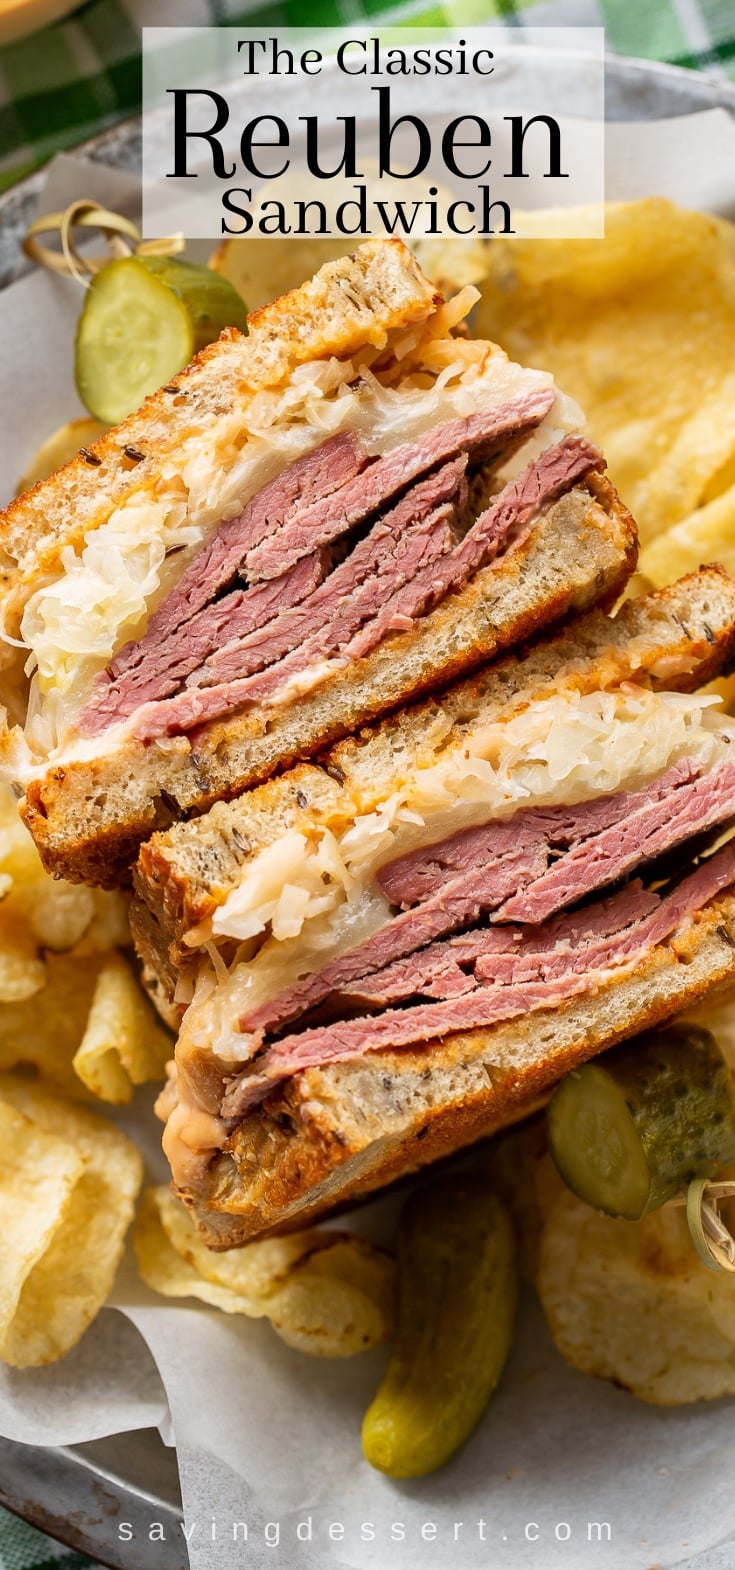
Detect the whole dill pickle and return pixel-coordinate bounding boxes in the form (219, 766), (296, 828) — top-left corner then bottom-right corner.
(362, 1178), (518, 1477)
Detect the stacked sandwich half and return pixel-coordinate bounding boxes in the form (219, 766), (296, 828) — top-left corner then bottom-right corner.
(2, 240), (735, 1246)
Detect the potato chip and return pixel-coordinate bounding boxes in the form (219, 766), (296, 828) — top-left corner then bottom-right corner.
(154, 1183), (328, 1300)
(136, 1186), (395, 1357)
(475, 198), (735, 547)
(0, 786), (158, 1100)
(0, 908), (47, 1001)
(269, 1235), (396, 1358)
(16, 417), (108, 496)
(639, 479), (735, 587)
(0, 1100), (84, 1348)
(538, 1185), (735, 1404)
(135, 1189), (257, 1314)
(0, 949), (171, 1104)
(0, 1076), (143, 1368)
(72, 953), (173, 1104)
(0, 952), (103, 1096)
(0, 785), (129, 1003)
(682, 987), (735, 1073)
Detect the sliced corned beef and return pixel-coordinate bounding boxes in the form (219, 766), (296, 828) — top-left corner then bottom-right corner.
(111, 432), (366, 676)
(236, 840), (548, 1037)
(339, 885), (663, 1005)
(84, 458), (464, 733)
(130, 432), (599, 740)
(234, 755), (734, 1038)
(499, 756), (735, 923)
(344, 434), (603, 659)
(222, 841), (735, 1115)
(131, 505), (463, 739)
(245, 390), (555, 581)
(82, 393), (556, 740)
(377, 758), (700, 907)
(188, 457), (467, 691)
(81, 552), (330, 729)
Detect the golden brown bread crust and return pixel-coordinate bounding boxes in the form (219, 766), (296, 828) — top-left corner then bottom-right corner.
(130, 563), (735, 994)
(185, 893), (735, 1246)
(24, 474), (638, 888)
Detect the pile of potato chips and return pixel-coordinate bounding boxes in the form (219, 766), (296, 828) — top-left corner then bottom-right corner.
(0, 783), (174, 1366)
(0, 1075), (142, 1368)
(475, 198), (735, 587)
(136, 1185), (396, 1358)
(0, 786), (171, 1104)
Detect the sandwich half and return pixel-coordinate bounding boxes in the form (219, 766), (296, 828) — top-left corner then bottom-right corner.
(0, 239), (636, 887)
(132, 567), (735, 1246)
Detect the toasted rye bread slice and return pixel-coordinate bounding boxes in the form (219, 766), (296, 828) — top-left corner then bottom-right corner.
(186, 892), (735, 1246)
(131, 565), (735, 994)
(22, 471), (637, 887)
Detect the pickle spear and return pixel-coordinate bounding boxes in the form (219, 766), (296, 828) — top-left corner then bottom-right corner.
(362, 1178), (518, 1477)
(75, 255), (248, 424)
(547, 1025), (735, 1221)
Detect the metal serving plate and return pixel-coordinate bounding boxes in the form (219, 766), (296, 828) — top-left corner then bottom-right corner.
(0, 1430), (184, 1569)
(1, 47), (735, 1570)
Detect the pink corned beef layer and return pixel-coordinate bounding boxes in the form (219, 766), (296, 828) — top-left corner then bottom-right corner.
(237, 756), (735, 1040)
(130, 432), (601, 740)
(244, 392), (555, 581)
(80, 390), (560, 738)
(221, 840), (735, 1116)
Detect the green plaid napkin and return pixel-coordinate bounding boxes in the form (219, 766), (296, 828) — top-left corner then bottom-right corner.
(1, 0), (735, 191)
(0, 1507), (101, 1570)
(0, 0), (733, 1565)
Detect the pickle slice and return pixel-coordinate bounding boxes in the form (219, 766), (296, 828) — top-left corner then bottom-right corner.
(362, 1178), (518, 1477)
(547, 1026), (735, 1220)
(75, 255), (248, 424)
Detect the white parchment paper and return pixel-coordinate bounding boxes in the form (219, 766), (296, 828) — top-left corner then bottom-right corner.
(2, 111), (735, 1569)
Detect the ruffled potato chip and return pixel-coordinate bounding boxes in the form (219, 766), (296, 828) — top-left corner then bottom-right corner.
(0, 786), (170, 1101)
(682, 988), (735, 1073)
(0, 785), (129, 1003)
(0, 1100), (84, 1348)
(136, 1186), (395, 1357)
(640, 479), (735, 588)
(537, 1186), (735, 1405)
(268, 1235), (396, 1358)
(0, 950), (172, 1104)
(72, 953), (173, 1104)
(154, 1183), (329, 1300)
(135, 1189), (251, 1314)
(475, 199), (735, 548)
(0, 1076), (143, 1368)
(0, 909), (47, 1002)
(0, 952), (102, 1097)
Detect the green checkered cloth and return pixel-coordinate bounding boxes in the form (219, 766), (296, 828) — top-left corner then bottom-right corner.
(0, 0), (733, 1564)
(0, 1508), (100, 1570)
(1, 0), (735, 192)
